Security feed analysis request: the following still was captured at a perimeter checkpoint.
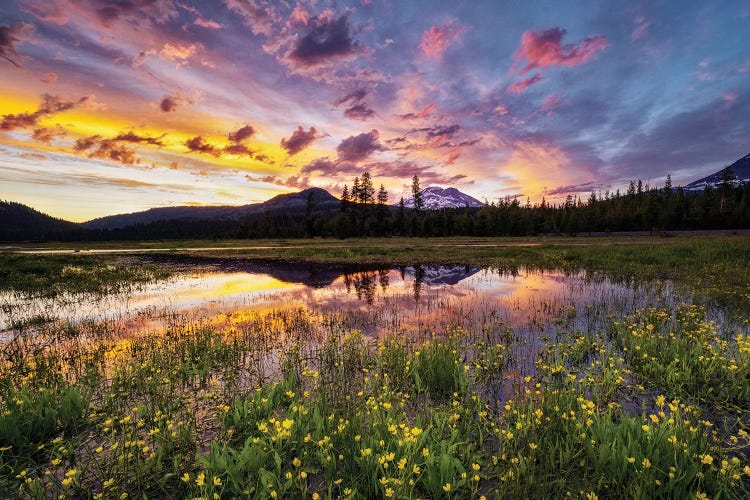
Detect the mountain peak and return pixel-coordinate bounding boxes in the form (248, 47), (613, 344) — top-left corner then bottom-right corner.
(400, 186), (483, 210)
(685, 152), (750, 191)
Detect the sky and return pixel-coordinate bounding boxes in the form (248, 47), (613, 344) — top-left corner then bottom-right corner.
(0, 0), (748, 222)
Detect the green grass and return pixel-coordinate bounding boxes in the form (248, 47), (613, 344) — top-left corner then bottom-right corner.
(1, 302), (748, 498)
(1, 236), (749, 497)
(0, 254), (171, 296)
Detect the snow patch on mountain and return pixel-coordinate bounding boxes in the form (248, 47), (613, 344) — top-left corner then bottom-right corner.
(684, 153), (750, 192)
(400, 187), (483, 210)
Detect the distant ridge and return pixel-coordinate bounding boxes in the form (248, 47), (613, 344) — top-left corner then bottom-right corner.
(0, 201), (78, 240)
(83, 187), (340, 230)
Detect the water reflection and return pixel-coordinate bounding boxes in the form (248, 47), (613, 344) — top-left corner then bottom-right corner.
(0, 258), (688, 352)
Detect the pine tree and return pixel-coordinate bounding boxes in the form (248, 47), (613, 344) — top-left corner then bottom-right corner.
(352, 177), (361, 206)
(397, 197), (405, 234)
(377, 184), (388, 206)
(411, 175), (423, 213)
(377, 184), (389, 228)
(360, 171), (375, 204)
(340, 184), (349, 213)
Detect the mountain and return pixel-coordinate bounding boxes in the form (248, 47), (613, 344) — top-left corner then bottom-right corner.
(401, 186), (483, 210)
(684, 153), (750, 192)
(0, 201), (79, 240)
(404, 265), (482, 286)
(83, 187), (340, 230)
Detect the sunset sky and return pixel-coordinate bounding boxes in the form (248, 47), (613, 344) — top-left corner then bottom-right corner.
(1, 0), (748, 222)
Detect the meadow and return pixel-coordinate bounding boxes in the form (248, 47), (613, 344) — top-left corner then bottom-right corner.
(0, 236), (749, 499)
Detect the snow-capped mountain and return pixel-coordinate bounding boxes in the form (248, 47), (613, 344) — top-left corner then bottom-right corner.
(400, 187), (484, 210)
(684, 153), (750, 192)
(403, 265), (481, 286)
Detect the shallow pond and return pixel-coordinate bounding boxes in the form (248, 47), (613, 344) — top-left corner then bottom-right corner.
(1, 258), (692, 342)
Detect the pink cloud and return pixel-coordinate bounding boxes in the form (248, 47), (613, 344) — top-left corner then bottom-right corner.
(507, 73), (543, 94)
(160, 42), (199, 65)
(176, 2), (222, 29)
(418, 20), (467, 60)
(289, 5), (310, 26)
(399, 102), (437, 120)
(194, 17), (222, 29)
(539, 93), (563, 115)
(41, 72), (58, 84)
(631, 16), (651, 42)
(723, 91), (738, 104)
(514, 27), (608, 75)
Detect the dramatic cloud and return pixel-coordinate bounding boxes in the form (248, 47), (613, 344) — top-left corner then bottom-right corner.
(333, 89), (369, 106)
(158, 92), (198, 112)
(177, 2), (222, 29)
(32, 125), (66, 143)
(160, 95), (179, 112)
(77, 95), (108, 111)
(73, 135), (138, 165)
(185, 136), (220, 156)
(281, 126), (318, 155)
(222, 142), (254, 156)
(112, 131), (165, 146)
(224, 0), (279, 37)
(344, 103), (376, 120)
(409, 124), (461, 140)
(514, 27), (608, 75)
(609, 94), (750, 179)
(91, 0), (178, 27)
(300, 157), (344, 175)
(507, 73), (543, 94)
(287, 13), (360, 68)
(399, 103), (437, 120)
(366, 160), (469, 185)
(72, 130), (164, 164)
(1, 94), (80, 131)
(245, 173), (315, 190)
(418, 20), (467, 60)
(73, 135), (102, 152)
(159, 42), (199, 66)
(539, 93), (563, 115)
(227, 124), (256, 142)
(289, 5), (311, 27)
(544, 181), (601, 195)
(336, 130), (384, 162)
(89, 142), (137, 164)
(427, 124), (460, 138)
(0, 22), (34, 68)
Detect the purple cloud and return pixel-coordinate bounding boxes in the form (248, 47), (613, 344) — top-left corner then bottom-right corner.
(281, 126), (318, 155)
(227, 124), (256, 142)
(0, 22), (34, 68)
(287, 13), (360, 68)
(185, 136), (221, 156)
(336, 130), (384, 162)
(344, 103), (376, 120)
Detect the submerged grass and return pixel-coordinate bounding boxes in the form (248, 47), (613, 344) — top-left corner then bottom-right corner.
(0, 254), (171, 297)
(0, 300), (748, 498)
(1, 236), (749, 497)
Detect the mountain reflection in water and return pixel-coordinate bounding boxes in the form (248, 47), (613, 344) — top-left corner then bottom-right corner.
(1, 257), (672, 349)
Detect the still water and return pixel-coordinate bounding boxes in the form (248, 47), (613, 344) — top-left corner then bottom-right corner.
(1, 258), (682, 340)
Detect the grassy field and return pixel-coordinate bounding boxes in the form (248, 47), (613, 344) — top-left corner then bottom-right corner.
(4, 235), (750, 308)
(1, 236), (749, 498)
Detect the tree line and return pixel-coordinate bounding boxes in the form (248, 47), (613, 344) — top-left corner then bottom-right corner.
(3, 168), (750, 241)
